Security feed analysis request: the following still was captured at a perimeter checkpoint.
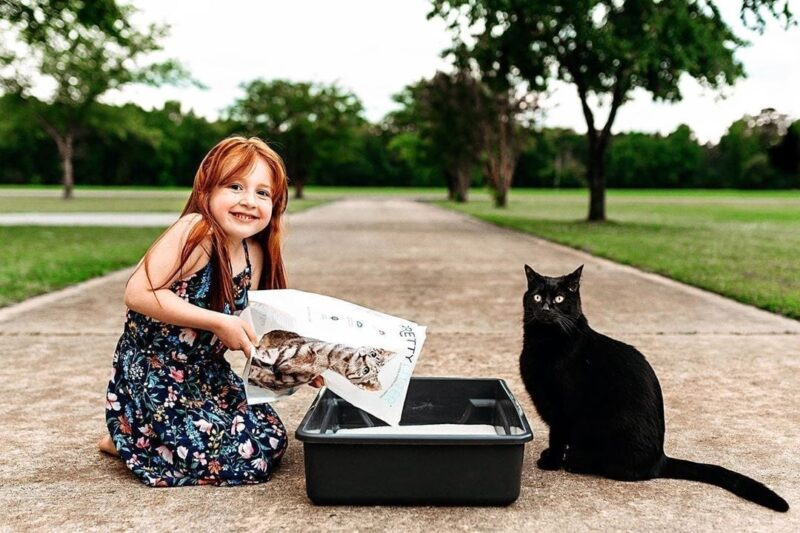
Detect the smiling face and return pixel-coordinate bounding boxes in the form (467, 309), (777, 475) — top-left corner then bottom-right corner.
(209, 157), (274, 243)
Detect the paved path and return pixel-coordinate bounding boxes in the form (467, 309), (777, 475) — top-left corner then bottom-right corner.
(0, 212), (178, 226)
(1, 199), (798, 531)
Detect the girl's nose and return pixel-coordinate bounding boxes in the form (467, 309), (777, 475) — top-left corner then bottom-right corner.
(239, 191), (256, 206)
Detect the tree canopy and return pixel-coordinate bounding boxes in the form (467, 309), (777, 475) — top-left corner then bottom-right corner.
(227, 79), (367, 198)
(429, 0), (795, 219)
(0, 0), (192, 198)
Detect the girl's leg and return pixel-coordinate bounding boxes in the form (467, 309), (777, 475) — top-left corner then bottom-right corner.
(98, 435), (118, 456)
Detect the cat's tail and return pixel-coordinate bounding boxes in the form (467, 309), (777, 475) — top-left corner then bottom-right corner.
(659, 456), (788, 512)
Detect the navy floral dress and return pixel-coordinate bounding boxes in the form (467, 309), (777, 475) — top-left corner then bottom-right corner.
(105, 240), (288, 487)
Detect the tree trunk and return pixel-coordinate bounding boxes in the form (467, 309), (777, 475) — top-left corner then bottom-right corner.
(61, 132), (75, 200)
(554, 153), (563, 189)
(453, 168), (469, 202)
(294, 179), (305, 200)
(573, 70), (627, 223)
(487, 155), (513, 208)
(480, 91), (521, 210)
(444, 170), (456, 200)
(493, 187), (507, 207)
(36, 116), (75, 200)
(586, 139), (606, 221)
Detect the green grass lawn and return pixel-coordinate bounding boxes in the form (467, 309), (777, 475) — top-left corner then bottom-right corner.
(437, 188), (800, 320)
(0, 192), (325, 308)
(0, 226), (165, 307)
(2, 186), (799, 320)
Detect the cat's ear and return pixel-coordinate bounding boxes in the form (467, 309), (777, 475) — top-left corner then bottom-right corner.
(524, 264), (544, 287)
(564, 265), (583, 292)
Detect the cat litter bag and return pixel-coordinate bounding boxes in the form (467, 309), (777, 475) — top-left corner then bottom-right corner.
(238, 289), (427, 426)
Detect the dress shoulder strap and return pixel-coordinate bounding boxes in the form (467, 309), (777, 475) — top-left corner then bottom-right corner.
(242, 239), (251, 271)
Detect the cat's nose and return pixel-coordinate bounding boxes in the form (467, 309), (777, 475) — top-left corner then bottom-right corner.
(542, 303), (551, 311)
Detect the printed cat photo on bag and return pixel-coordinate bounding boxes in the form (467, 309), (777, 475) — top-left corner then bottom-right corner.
(247, 329), (397, 392)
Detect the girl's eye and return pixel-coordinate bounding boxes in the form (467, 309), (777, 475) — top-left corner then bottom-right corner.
(533, 294), (541, 302)
(258, 190), (271, 198)
(555, 295), (564, 304)
(228, 183), (243, 191)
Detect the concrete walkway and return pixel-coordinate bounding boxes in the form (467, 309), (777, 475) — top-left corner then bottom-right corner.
(1, 199), (798, 531)
(0, 212), (178, 226)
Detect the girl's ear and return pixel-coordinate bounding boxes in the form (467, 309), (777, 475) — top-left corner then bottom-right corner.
(524, 264), (544, 287)
(564, 265), (583, 292)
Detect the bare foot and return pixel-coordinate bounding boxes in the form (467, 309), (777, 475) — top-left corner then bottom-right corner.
(98, 435), (118, 456)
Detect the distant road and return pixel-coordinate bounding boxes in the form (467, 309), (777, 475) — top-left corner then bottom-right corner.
(0, 213), (178, 226)
(0, 188), (189, 197)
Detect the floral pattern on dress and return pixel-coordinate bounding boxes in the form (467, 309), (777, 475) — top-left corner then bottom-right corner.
(106, 240), (288, 487)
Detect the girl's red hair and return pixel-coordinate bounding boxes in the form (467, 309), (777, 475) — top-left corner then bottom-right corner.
(136, 136), (289, 313)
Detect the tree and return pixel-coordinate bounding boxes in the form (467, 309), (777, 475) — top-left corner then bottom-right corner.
(384, 88), (449, 190)
(716, 108), (791, 187)
(770, 119), (800, 178)
(227, 79), (366, 198)
(476, 85), (538, 206)
(430, 0), (795, 220)
(605, 125), (703, 187)
(513, 128), (587, 188)
(444, 39), (540, 206)
(0, 0), (192, 198)
(0, 93), (58, 184)
(389, 70), (486, 202)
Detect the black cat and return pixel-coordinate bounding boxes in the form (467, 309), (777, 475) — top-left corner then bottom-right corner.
(519, 264), (788, 512)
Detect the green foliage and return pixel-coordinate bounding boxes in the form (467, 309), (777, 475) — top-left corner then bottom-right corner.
(386, 71), (488, 201)
(710, 108), (795, 188)
(0, 94), (59, 184)
(385, 131), (443, 187)
(0, 0), (192, 106)
(770, 120), (800, 177)
(2, 92), (799, 189)
(514, 128), (587, 188)
(0, 94), (230, 186)
(605, 125), (704, 188)
(226, 79), (367, 196)
(428, 0), (793, 218)
(0, 0), (193, 196)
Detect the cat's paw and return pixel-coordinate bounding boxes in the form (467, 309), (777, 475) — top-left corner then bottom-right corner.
(537, 448), (563, 470)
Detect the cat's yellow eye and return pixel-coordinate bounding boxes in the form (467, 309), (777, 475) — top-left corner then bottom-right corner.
(533, 294), (542, 302)
(555, 295), (564, 304)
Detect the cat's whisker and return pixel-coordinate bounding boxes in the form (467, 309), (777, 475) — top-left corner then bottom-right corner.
(554, 315), (576, 334)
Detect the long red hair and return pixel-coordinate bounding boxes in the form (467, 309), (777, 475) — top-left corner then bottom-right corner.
(135, 136), (289, 312)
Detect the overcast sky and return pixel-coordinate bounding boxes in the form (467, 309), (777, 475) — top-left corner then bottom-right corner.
(100, 0), (800, 144)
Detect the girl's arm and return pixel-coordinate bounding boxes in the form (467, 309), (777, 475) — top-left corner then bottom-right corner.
(124, 214), (221, 332)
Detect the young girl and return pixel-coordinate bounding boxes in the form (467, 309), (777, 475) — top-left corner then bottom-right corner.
(99, 136), (294, 487)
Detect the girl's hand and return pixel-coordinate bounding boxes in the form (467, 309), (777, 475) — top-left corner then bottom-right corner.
(213, 314), (257, 354)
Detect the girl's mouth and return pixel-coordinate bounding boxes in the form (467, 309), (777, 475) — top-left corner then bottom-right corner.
(231, 212), (258, 222)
